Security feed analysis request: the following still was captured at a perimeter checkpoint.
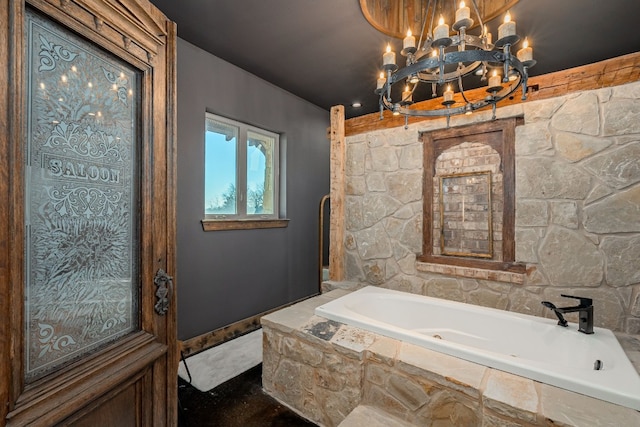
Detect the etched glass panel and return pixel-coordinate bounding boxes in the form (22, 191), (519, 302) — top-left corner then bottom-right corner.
(25, 9), (140, 381)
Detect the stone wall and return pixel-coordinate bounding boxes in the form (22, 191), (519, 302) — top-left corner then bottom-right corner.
(262, 291), (365, 426)
(342, 81), (640, 334)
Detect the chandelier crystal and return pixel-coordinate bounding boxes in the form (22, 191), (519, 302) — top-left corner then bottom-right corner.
(375, 0), (536, 125)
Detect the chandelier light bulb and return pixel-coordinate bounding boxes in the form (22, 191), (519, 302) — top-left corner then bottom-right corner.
(456, 1), (471, 23)
(443, 85), (454, 102)
(403, 29), (416, 50)
(402, 85), (412, 103)
(488, 70), (502, 88)
(434, 15), (449, 40)
(483, 24), (492, 45)
(498, 11), (516, 40)
(376, 72), (386, 90)
(382, 44), (396, 66)
(517, 37), (533, 62)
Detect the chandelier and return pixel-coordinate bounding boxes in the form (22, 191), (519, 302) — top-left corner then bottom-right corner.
(375, 0), (536, 126)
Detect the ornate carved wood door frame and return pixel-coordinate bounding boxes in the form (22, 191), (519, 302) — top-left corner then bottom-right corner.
(0, 0), (177, 425)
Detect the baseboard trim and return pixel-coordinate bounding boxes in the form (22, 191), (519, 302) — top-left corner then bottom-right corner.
(178, 293), (319, 358)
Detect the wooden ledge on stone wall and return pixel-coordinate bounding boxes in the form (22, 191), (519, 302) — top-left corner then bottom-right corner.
(344, 51), (640, 136)
(416, 259), (525, 284)
(201, 219), (289, 231)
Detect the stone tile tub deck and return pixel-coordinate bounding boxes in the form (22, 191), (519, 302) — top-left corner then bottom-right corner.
(261, 289), (640, 427)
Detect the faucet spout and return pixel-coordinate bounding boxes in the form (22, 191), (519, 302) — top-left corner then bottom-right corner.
(541, 295), (594, 334)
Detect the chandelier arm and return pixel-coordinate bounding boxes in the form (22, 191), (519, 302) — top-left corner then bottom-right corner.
(457, 74), (471, 104)
(408, 49), (503, 84)
(470, 0), (484, 32)
(427, 0), (436, 45)
(390, 57), (438, 83)
(381, 65), (527, 118)
(415, 33), (486, 61)
(438, 46), (446, 83)
(398, 49), (522, 84)
(521, 73), (529, 100)
(483, 76), (522, 105)
(417, 0), (428, 50)
(502, 44), (511, 83)
(383, 95), (467, 117)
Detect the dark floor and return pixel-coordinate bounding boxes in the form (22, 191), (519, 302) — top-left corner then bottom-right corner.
(178, 364), (318, 427)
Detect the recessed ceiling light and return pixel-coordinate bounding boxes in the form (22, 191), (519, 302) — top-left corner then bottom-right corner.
(352, 102), (362, 108)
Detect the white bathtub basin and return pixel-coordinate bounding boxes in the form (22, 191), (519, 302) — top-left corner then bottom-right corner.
(315, 286), (640, 411)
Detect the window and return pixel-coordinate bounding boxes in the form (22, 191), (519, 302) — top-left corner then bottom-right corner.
(204, 114), (282, 227)
(419, 118), (524, 274)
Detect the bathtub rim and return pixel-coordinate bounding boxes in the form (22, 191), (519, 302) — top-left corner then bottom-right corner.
(314, 285), (640, 412)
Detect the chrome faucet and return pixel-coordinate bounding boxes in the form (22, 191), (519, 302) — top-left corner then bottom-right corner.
(541, 294), (594, 334)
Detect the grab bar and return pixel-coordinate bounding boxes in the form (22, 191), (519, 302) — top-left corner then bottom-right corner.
(318, 194), (330, 292)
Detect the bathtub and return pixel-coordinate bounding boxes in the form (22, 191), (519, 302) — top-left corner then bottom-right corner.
(315, 286), (640, 411)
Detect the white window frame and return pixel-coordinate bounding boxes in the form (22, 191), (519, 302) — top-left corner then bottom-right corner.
(204, 113), (280, 221)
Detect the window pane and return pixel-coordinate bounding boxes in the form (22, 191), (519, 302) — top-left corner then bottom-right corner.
(247, 131), (275, 215)
(205, 119), (238, 215)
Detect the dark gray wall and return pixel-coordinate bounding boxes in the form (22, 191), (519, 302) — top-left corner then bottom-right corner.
(176, 38), (330, 340)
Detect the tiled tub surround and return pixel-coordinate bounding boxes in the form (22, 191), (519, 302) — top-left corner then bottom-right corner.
(341, 81), (640, 335)
(262, 290), (640, 427)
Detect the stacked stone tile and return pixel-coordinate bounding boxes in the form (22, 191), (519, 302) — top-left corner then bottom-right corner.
(262, 290), (640, 426)
(341, 81), (640, 334)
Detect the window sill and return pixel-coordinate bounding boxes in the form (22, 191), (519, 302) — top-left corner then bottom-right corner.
(416, 255), (526, 284)
(201, 219), (289, 231)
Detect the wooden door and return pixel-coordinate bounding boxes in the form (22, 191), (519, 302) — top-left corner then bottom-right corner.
(0, 0), (177, 425)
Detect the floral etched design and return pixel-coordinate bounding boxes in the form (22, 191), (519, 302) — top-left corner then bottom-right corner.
(37, 323), (76, 358)
(38, 34), (78, 72)
(101, 301), (128, 332)
(44, 121), (123, 163)
(44, 185), (123, 218)
(101, 66), (130, 106)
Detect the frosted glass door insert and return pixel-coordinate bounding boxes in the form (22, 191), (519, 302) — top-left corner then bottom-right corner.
(24, 9), (140, 381)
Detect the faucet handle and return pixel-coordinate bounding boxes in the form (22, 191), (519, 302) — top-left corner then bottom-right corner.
(561, 294), (593, 307)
